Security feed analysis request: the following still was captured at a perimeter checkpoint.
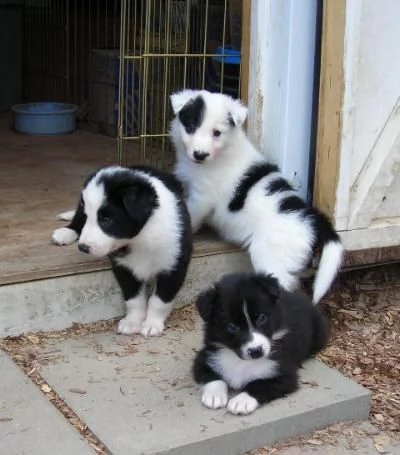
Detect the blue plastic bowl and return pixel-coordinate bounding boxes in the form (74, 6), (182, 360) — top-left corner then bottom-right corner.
(12, 102), (78, 136)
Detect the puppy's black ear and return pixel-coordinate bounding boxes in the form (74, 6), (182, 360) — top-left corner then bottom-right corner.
(254, 274), (280, 299)
(122, 183), (158, 223)
(196, 286), (218, 321)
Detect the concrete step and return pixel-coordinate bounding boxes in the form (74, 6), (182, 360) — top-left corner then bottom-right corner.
(29, 315), (370, 455)
(0, 350), (92, 455)
(0, 244), (251, 337)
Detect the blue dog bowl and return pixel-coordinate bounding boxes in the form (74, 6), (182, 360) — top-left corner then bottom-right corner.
(12, 102), (78, 136)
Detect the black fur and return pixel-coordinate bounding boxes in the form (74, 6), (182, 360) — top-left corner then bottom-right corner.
(279, 195), (307, 212)
(178, 96), (205, 134)
(63, 165), (192, 306)
(193, 273), (330, 408)
(265, 177), (294, 195)
(228, 163), (279, 212)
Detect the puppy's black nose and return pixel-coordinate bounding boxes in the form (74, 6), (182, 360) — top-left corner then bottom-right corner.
(193, 151), (209, 161)
(78, 243), (90, 254)
(247, 346), (263, 359)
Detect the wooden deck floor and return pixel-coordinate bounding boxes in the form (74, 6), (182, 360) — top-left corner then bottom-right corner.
(0, 116), (236, 286)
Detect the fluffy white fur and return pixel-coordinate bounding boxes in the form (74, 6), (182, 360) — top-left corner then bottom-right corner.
(207, 347), (278, 390)
(170, 90), (343, 303)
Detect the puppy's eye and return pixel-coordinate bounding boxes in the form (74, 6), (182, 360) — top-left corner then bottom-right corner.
(256, 313), (267, 326)
(213, 129), (221, 138)
(226, 323), (239, 333)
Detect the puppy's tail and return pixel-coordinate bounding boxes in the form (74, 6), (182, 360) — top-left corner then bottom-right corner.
(312, 214), (344, 304)
(56, 210), (75, 221)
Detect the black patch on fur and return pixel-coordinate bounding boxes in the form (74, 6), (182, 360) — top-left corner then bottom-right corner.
(111, 263), (143, 301)
(229, 163), (279, 212)
(305, 208), (340, 248)
(279, 195), (307, 213)
(227, 113), (236, 127)
(178, 96), (205, 134)
(66, 196), (87, 235)
(265, 178), (293, 195)
(193, 273), (330, 406)
(97, 170), (159, 239)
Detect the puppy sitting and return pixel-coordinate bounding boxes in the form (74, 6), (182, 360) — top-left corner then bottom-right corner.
(52, 165), (192, 337)
(193, 273), (330, 415)
(170, 89), (343, 303)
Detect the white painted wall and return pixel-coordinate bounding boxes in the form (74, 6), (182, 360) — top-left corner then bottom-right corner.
(334, 0), (400, 250)
(247, 0), (317, 200)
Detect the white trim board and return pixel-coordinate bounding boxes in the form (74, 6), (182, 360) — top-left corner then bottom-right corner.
(247, 0), (318, 200)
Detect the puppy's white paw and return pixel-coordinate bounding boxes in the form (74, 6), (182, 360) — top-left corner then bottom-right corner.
(52, 227), (78, 245)
(56, 210), (75, 221)
(201, 380), (228, 409)
(141, 316), (165, 337)
(227, 392), (259, 415)
(117, 316), (143, 335)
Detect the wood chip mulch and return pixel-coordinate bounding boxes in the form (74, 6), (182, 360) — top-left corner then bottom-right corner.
(318, 263), (400, 436)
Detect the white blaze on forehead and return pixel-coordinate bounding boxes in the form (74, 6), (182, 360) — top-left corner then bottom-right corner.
(82, 178), (106, 219)
(241, 300), (271, 359)
(242, 301), (254, 330)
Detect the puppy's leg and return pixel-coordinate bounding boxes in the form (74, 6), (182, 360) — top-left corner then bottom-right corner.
(113, 264), (146, 335)
(141, 265), (187, 337)
(186, 194), (210, 233)
(52, 197), (86, 245)
(227, 373), (298, 415)
(272, 271), (299, 293)
(193, 349), (229, 409)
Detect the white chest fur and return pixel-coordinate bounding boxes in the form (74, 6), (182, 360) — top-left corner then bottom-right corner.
(207, 348), (278, 390)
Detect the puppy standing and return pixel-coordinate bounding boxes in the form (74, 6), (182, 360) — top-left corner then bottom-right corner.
(170, 89), (343, 303)
(193, 273), (330, 415)
(52, 166), (192, 336)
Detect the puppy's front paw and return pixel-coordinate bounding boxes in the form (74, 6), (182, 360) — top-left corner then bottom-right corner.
(227, 392), (259, 415)
(117, 316), (143, 335)
(52, 227), (78, 245)
(201, 380), (228, 409)
(141, 316), (165, 337)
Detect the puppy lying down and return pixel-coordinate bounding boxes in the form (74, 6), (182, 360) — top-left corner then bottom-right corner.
(193, 273), (330, 415)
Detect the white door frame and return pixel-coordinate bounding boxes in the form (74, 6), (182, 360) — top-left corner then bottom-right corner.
(246, 0), (318, 201)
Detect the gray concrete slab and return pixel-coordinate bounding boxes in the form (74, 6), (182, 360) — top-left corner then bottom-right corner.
(0, 251), (251, 337)
(37, 321), (371, 455)
(0, 351), (92, 455)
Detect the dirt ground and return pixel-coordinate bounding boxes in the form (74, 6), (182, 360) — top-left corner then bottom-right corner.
(1, 263), (399, 454)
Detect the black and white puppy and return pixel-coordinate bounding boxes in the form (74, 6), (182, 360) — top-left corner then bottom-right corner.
(193, 273), (330, 415)
(170, 89), (343, 303)
(52, 166), (192, 337)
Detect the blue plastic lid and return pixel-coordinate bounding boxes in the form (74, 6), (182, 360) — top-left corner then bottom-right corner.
(212, 46), (241, 65)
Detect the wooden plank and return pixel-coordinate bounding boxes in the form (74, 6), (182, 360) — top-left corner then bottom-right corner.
(240, 0), (251, 105)
(343, 245), (400, 270)
(313, 0), (346, 220)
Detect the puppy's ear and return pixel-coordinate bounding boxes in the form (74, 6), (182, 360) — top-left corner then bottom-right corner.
(122, 183), (158, 224)
(196, 286), (218, 321)
(254, 274), (280, 299)
(227, 98), (248, 127)
(170, 89), (199, 114)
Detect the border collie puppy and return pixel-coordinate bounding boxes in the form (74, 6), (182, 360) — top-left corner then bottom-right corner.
(52, 166), (192, 337)
(170, 89), (343, 303)
(193, 273), (330, 415)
